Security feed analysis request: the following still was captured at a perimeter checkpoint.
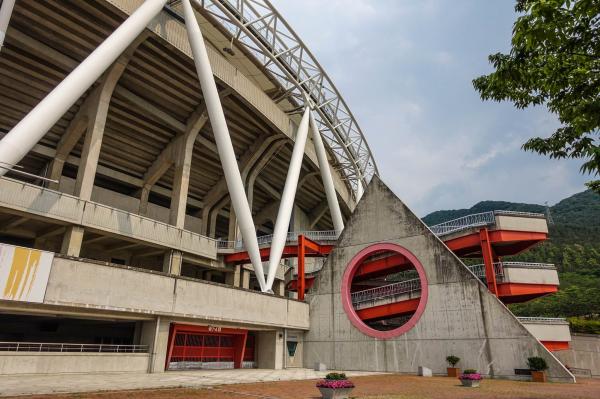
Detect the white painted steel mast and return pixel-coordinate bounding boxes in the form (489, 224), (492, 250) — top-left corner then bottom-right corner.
(309, 111), (344, 232)
(0, 0), (168, 176)
(265, 107), (311, 290)
(181, 0), (267, 291)
(0, 0), (15, 52)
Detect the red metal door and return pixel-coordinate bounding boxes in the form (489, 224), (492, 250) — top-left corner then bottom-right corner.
(165, 324), (253, 370)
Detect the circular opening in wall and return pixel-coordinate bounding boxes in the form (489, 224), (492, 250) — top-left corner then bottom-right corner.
(341, 243), (428, 339)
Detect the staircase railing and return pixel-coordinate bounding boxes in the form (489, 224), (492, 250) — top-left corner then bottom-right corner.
(351, 278), (421, 305)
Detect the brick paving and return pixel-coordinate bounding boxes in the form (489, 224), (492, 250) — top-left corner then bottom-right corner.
(0, 369), (379, 397)
(2, 374), (599, 399)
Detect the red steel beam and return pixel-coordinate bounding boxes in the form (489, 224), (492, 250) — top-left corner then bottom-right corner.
(224, 244), (333, 264)
(479, 227), (498, 295)
(298, 235), (306, 301)
(353, 253), (412, 281)
(356, 298), (420, 322)
(444, 230), (547, 258)
(541, 341), (570, 351)
(497, 283), (558, 304)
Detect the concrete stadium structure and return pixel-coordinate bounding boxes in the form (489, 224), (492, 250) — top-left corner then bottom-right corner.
(0, 0), (594, 382)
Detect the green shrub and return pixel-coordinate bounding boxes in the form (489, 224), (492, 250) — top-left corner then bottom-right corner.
(463, 369), (477, 374)
(446, 355), (460, 367)
(568, 317), (600, 334)
(325, 372), (347, 380)
(527, 357), (548, 371)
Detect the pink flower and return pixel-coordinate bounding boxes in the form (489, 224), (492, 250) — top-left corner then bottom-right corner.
(459, 373), (482, 381)
(316, 379), (355, 389)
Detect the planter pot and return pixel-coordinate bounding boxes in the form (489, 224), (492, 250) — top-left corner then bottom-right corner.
(460, 379), (480, 388)
(447, 367), (460, 377)
(531, 371), (547, 383)
(318, 387), (354, 399)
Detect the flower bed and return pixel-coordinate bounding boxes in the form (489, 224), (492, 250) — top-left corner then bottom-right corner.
(459, 369), (482, 387)
(316, 373), (355, 399)
(316, 379), (356, 389)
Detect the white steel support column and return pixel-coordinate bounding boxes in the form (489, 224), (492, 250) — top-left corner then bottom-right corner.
(0, 0), (167, 175)
(265, 108), (311, 290)
(309, 112), (344, 232)
(181, 0), (266, 291)
(0, 0), (15, 52)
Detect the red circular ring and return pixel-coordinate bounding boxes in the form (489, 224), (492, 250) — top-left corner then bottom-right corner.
(341, 243), (428, 339)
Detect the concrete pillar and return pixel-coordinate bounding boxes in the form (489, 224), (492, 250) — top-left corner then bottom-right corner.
(227, 209), (238, 241)
(275, 280), (285, 297)
(257, 330), (284, 369)
(226, 264), (241, 287)
(139, 185), (151, 215)
(162, 250), (183, 275)
(241, 268), (251, 289)
(60, 226), (84, 257)
(74, 95), (107, 200)
(140, 317), (171, 373)
(47, 158), (66, 191)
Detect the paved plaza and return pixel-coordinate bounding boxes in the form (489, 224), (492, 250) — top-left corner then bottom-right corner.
(0, 368), (380, 397)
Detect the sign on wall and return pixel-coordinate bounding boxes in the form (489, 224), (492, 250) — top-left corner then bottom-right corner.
(0, 244), (53, 303)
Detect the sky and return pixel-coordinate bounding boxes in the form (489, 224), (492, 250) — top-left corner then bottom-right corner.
(273, 0), (590, 216)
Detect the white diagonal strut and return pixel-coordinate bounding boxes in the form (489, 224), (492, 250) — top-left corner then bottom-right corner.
(182, 0), (267, 291)
(0, 0), (15, 52)
(309, 111), (344, 232)
(0, 0), (167, 176)
(265, 107), (311, 290)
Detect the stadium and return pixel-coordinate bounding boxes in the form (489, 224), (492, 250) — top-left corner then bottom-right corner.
(0, 0), (591, 382)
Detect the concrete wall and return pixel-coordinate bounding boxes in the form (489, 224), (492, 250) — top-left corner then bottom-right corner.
(494, 215), (548, 234)
(59, 177), (203, 233)
(44, 257), (309, 330)
(502, 267), (559, 285)
(256, 330), (284, 369)
(555, 334), (600, 378)
(521, 322), (572, 343)
(303, 176), (574, 382)
(285, 330), (304, 368)
(0, 352), (149, 375)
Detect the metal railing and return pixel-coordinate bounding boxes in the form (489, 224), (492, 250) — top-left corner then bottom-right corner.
(430, 210), (546, 237)
(217, 230), (340, 251)
(500, 262), (556, 270)
(467, 263), (505, 279)
(517, 317), (569, 325)
(430, 211), (496, 236)
(351, 278), (421, 305)
(0, 342), (149, 353)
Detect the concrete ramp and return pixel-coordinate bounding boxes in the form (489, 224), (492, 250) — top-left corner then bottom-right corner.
(303, 176), (574, 382)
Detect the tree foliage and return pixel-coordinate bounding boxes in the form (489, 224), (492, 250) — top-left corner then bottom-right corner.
(473, 0), (600, 192)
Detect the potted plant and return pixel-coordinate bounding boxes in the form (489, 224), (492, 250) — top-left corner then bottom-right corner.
(316, 372), (355, 399)
(459, 369), (482, 387)
(527, 357), (548, 382)
(446, 355), (460, 377)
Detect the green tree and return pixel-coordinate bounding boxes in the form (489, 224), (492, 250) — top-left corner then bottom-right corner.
(473, 0), (600, 192)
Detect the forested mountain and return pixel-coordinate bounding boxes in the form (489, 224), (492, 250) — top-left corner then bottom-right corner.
(423, 190), (600, 333)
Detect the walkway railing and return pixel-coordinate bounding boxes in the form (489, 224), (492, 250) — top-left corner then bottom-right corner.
(351, 278), (421, 305)
(517, 317), (569, 325)
(467, 263), (504, 279)
(430, 210), (545, 237)
(0, 342), (149, 353)
(217, 230), (340, 250)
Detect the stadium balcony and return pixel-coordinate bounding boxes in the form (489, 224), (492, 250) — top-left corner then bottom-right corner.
(518, 317), (572, 352)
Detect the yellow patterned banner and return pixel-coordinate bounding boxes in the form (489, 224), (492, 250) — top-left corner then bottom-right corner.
(0, 244), (53, 303)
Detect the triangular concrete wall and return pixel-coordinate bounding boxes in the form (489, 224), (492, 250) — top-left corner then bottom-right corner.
(303, 176), (574, 381)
